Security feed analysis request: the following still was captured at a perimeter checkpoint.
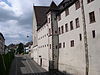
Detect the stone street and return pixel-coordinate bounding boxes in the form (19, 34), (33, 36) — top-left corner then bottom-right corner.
(9, 54), (68, 75)
(9, 54), (46, 75)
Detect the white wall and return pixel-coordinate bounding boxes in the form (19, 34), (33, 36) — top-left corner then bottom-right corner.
(37, 23), (49, 70)
(58, 2), (86, 75)
(83, 0), (100, 75)
(31, 6), (38, 64)
(32, 1), (100, 75)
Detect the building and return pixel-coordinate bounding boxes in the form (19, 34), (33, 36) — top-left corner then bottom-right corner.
(31, 0), (100, 75)
(0, 32), (5, 54)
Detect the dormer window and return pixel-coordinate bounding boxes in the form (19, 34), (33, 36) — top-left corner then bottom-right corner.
(65, 8), (69, 16)
(89, 11), (95, 23)
(75, 0), (80, 10)
(57, 14), (61, 21)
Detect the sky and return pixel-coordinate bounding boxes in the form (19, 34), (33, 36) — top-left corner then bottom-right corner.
(0, 0), (62, 45)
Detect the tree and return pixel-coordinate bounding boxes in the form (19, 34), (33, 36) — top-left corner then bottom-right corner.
(17, 43), (24, 54)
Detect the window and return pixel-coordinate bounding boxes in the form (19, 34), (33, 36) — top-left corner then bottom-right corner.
(70, 21), (74, 30)
(55, 31), (57, 33)
(65, 8), (69, 16)
(49, 28), (52, 35)
(92, 30), (95, 38)
(59, 27), (61, 34)
(87, 0), (94, 3)
(76, 18), (80, 28)
(59, 43), (62, 48)
(79, 34), (82, 41)
(50, 44), (51, 49)
(75, 0), (80, 10)
(71, 40), (74, 47)
(89, 11), (95, 23)
(63, 42), (65, 48)
(57, 14), (61, 21)
(65, 23), (68, 32)
(56, 45), (58, 49)
(61, 26), (64, 34)
(48, 18), (50, 23)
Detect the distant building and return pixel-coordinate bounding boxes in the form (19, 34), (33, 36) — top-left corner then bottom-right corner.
(0, 32), (5, 54)
(31, 0), (100, 75)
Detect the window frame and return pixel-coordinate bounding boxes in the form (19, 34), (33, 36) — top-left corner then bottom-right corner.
(89, 11), (96, 23)
(75, 18), (80, 28)
(70, 40), (74, 47)
(92, 30), (95, 38)
(79, 34), (82, 41)
(59, 43), (62, 48)
(58, 27), (61, 34)
(65, 23), (68, 32)
(70, 21), (74, 30)
(63, 42), (65, 48)
(48, 18), (50, 23)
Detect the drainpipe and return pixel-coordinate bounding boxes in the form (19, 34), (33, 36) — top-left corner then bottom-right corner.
(80, 0), (89, 75)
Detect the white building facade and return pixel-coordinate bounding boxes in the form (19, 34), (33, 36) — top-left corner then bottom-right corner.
(0, 33), (5, 54)
(31, 0), (100, 75)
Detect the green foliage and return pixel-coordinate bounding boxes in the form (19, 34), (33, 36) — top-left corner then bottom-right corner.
(17, 43), (24, 54)
(0, 52), (14, 75)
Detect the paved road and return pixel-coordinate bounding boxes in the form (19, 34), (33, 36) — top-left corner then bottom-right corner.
(9, 54), (46, 75)
(9, 54), (70, 75)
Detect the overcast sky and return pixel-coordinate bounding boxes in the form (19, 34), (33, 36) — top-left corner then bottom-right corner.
(0, 0), (62, 45)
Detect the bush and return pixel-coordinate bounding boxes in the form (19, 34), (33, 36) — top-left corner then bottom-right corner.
(0, 52), (14, 75)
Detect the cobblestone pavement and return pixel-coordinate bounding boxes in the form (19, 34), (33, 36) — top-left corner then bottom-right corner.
(9, 54), (71, 75)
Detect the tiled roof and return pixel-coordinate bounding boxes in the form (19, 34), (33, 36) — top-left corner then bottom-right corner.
(46, 1), (59, 13)
(58, 0), (77, 14)
(34, 6), (49, 29)
(34, 0), (77, 30)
